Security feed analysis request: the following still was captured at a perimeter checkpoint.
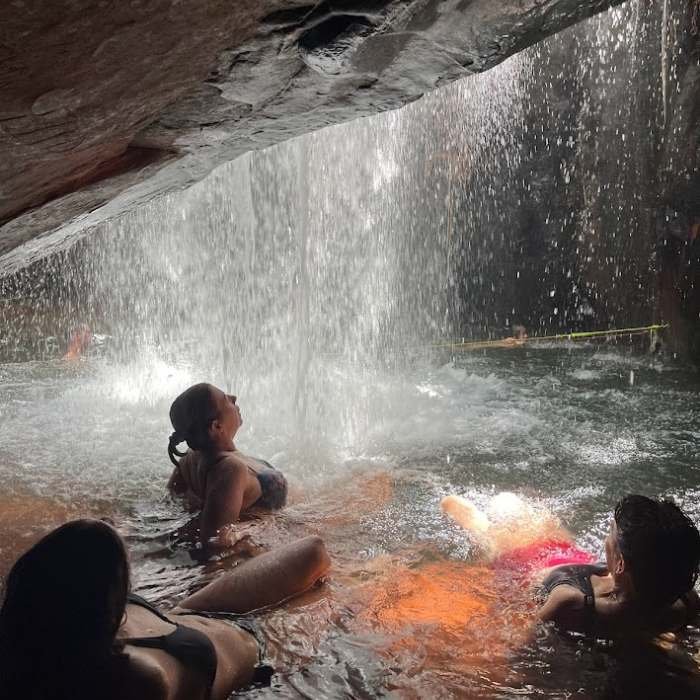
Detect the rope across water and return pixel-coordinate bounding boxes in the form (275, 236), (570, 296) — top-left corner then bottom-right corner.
(434, 324), (668, 352)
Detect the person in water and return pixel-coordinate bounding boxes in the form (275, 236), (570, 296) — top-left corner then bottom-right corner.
(62, 323), (93, 360)
(495, 324), (528, 348)
(167, 383), (287, 553)
(441, 493), (700, 639)
(0, 519), (330, 700)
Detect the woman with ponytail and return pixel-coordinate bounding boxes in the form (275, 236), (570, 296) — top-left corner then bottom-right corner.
(167, 383), (288, 554)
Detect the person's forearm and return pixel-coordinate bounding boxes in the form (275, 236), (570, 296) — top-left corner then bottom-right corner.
(200, 497), (243, 551)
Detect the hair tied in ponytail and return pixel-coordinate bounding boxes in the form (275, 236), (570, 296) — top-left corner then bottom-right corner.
(168, 431), (187, 467)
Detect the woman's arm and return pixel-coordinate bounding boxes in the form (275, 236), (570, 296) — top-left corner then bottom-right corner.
(200, 460), (250, 551)
(167, 463), (186, 496)
(537, 586), (585, 629)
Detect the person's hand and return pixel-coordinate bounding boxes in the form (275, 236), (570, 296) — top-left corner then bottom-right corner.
(215, 522), (265, 556)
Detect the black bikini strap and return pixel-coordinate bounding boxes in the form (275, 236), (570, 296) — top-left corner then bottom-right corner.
(582, 577), (596, 636)
(127, 593), (175, 625)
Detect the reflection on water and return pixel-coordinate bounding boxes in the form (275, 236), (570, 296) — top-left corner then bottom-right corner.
(0, 346), (698, 697)
(0, 488), (116, 581)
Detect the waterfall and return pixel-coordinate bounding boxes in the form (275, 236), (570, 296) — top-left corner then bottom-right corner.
(662, 0), (669, 127)
(0, 0), (673, 456)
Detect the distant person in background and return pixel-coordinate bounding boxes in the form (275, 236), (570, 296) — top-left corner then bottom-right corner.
(441, 493), (700, 639)
(62, 324), (93, 360)
(511, 324), (528, 344)
(690, 219), (699, 242)
(490, 324), (528, 348)
(167, 383), (288, 555)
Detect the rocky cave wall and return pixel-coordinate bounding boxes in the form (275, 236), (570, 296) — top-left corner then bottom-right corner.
(656, 1), (700, 360)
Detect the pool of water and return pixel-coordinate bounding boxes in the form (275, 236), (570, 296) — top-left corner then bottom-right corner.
(1, 344), (699, 698)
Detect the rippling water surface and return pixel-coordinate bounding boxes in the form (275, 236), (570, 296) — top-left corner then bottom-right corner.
(1, 345), (698, 698)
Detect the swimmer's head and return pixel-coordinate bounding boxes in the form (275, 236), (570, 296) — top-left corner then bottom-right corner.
(168, 383), (242, 465)
(72, 323), (92, 345)
(0, 519), (129, 696)
(63, 323), (93, 359)
(607, 495), (700, 608)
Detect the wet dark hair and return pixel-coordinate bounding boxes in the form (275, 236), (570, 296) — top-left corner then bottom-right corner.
(168, 382), (219, 466)
(614, 495), (700, 609)
(0, 519), (130, 700)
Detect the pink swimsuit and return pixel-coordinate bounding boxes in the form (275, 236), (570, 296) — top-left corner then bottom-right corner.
(493, 538), (595, 576)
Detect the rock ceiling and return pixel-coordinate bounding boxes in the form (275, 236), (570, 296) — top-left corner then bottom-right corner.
(0, 0), (625, 272)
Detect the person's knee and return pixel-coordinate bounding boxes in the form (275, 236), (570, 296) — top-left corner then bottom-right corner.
(299, 535), (331, 577)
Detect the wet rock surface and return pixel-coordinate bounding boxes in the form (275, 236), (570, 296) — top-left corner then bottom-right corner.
(0, 0), (626, 268)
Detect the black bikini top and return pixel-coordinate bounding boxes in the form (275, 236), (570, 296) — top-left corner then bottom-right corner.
(538, 563), (608, 632)
(123, 593), (217, 696)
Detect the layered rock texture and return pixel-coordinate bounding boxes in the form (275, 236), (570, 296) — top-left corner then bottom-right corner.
(0, 0), (626, 268)
(653, 2), (700, 358)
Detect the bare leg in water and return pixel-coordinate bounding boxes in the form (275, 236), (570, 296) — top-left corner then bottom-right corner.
(177, 535), (331, 613)
(440, 494), (572, 561)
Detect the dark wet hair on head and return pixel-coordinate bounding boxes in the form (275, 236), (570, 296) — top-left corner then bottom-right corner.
(168, 383), (219, 466)
(0, 519), (130, 699)
(614, 495), (700, 609)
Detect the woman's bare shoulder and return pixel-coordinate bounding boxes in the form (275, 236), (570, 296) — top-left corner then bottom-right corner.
(172, 450), (198, 483)
(178, 449), (200, 470)
(657, 589), (700, 630)
(118, 652), (169, 700)
(211, 451), (254, 475)
(537, 585), (586, 626)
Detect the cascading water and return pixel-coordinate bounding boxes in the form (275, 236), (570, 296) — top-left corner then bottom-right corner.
(1, 1), (699, 697)
(0, 2), (675, 367)
(0, 48), (530, 476)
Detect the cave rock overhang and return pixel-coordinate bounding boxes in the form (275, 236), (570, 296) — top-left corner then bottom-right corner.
(0, 0), (628, 274)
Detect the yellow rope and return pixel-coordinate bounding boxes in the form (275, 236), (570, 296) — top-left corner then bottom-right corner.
(434, 324), (668, 351)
